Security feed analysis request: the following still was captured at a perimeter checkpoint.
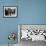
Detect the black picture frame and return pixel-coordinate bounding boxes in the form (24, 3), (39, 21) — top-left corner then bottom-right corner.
(3, 6), (17, 18)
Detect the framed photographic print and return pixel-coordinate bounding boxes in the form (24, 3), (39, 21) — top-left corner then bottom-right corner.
(18, 24), (46, 42)
(3, 6), (17, 17)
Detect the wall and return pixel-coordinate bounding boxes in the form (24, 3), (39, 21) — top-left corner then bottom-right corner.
(0, 0), (46, 45)
(18, 0), (46, 24)
(0, 0), (18, 44)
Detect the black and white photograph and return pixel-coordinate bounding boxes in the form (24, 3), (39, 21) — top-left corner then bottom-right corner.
(18, 25), (46, 46)
(3, 6), (17, 17)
